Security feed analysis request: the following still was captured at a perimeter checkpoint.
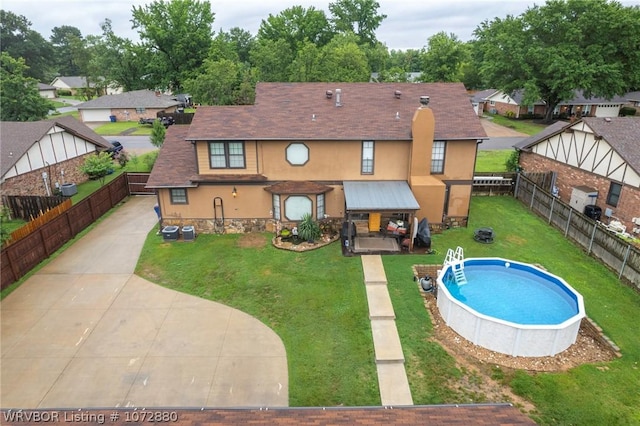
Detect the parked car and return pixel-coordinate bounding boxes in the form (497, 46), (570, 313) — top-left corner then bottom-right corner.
(106, 140), (123, 158)
(138, 116), (175, 127)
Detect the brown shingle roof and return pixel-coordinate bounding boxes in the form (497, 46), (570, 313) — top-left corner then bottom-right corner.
(187, 82), (487, 141)
(13, 405), (536, 425)
(146, 125), (197, 188)
(265, 181), (334, 194)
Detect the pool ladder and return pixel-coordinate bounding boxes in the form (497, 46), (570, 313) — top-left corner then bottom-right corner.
(445, 246), (467, 285)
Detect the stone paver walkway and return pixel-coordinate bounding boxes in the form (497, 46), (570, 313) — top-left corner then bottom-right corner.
(361, 255), (413, 406)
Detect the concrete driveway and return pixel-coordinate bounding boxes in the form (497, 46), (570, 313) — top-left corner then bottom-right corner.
(1, 196), (288, 409)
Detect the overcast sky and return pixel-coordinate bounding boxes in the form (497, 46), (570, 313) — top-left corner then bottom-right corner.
(3, 0), (640, 51)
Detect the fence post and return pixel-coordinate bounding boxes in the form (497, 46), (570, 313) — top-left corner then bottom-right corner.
(530, 186), (536, 210)
(588, 222), (597, 254)
(514, 173), (520, 199)
(549, 197), (555, 224)
(565, 209), (572, 237)
(619, 244), (631, 279)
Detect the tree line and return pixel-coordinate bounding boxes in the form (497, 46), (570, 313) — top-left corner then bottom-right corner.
(1, 0), (639, 122)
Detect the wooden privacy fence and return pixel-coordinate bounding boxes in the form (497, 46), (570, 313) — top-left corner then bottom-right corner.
(1, 173), (151, 289)
(3, 195), (66, 220)
(514, 174), (640, 289)
(127, 173), (154, 195)
(5, 199), (72, 245)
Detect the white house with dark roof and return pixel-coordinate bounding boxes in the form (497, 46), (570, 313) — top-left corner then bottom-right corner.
(76, 89), (180, 123)
(0, 116), (112, 196)
(479, 89), (626, 118)
(38, 83), (57, 99)
(515, 116), (640, 235)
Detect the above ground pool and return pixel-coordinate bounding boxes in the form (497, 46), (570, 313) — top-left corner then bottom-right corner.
(436, 258), (585, 357)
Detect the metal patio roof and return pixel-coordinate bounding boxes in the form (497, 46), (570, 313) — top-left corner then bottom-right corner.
(343, 181), (420, 211)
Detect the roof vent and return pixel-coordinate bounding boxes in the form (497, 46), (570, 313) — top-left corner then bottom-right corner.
(394, 90), (402, 99)
(335, 88), (342, 107)
(326, 90), (333, 99)
(604, 117), (612, 122)
(395, 112), (400, 119)
(420, 95), (430, 107)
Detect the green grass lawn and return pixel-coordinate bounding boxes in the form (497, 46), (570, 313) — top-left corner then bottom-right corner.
(475, 150), (512, 172)
(135, 196), (640, 424)
(92, 122), (153, 136)
(488, 115), (547, 135)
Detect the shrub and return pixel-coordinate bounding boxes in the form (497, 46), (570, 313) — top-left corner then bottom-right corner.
(504, 110), (516, 118)
(57, 89), (72, 96)
(298, 213), (321, 242)
(79, 152), (113, 185)
(620, 106), (637, 116)
(505, 150), (521, 172)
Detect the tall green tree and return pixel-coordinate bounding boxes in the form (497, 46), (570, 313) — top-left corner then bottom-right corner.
(318, 33), (370, 82)
(150, 119), (167, 147)
(50, 25), (83, 76)
(328, 0), (386, 46)
(288, 41), (323, 82)
(92, 19), (151, 92)
(257, 6), (334, 53)
(419, 32), (468, 83)
(183, 58), (243, 105)
(0, 52), (52, 121)
(0, 10), (54, 81)
(249, 38), (294, 82)
(474, 0), (640, 122)
(131, 0), (214, 91)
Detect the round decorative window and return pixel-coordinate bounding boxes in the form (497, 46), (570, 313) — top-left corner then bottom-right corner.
(286, 143), (309, 165)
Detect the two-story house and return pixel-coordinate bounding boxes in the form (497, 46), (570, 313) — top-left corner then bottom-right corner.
(146, 82), (487, 247)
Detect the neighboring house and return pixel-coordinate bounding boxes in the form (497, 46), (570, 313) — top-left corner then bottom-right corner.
(0, 116), (112, 197)
(50, 76), (123, 96)
(147, 82), (487, 240)
(76, 89), (180, 123)
(623, 90), (640, 114)
(470, 89), (502, 116)
(480, 89), (625, 118)
(515, 117), (640, 236)
(38, 82), (57, 99)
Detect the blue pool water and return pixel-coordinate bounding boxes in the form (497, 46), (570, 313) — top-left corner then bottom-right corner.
(444, 263), (579, 325)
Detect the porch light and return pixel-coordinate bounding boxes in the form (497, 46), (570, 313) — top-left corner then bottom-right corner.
(232, 187), (237, 198)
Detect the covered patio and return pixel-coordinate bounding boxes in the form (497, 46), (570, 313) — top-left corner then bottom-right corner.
(343, 181), (420, 254)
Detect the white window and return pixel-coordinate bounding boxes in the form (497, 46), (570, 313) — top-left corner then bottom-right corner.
(362, 141), (374, 174)
(286, 143), (309, 165)
(284, 196), (312, 221)
(431, 141), (445, 174)
(316, 193), (325, 219)
(273, 194), (281, 220)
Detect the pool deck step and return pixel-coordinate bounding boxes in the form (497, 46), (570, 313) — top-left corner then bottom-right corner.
(365, 285), (395, 319)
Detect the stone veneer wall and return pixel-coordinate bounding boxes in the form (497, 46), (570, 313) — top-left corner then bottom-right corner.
(520, 152), (640, 232)
(1, 154), (92, 196)
(160, 217), (342, 236)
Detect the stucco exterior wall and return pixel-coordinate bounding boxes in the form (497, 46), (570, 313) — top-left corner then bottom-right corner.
(520, 152), (640, 234)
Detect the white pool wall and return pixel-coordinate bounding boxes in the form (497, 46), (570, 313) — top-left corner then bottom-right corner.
(436, 258), (585, 357)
